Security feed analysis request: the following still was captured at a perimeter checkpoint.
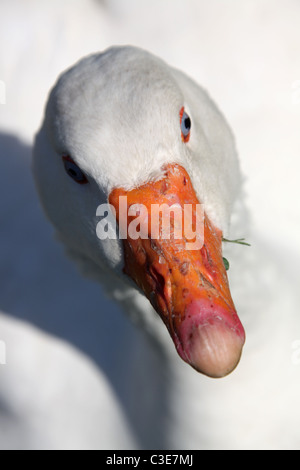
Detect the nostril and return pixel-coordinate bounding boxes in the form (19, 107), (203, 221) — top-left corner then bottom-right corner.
(149, 265), (165, 297)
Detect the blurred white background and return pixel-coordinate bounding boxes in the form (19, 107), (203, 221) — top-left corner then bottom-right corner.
(0, 0), (300, 449)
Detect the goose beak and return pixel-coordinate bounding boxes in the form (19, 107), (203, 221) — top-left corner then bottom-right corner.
(109, 164), (245, 378)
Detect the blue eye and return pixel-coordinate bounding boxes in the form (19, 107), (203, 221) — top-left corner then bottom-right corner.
(179, 107), (191, 143)
(62, 156), (88, 185)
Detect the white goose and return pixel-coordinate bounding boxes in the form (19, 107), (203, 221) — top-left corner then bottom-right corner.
(32, 46), (300, 449)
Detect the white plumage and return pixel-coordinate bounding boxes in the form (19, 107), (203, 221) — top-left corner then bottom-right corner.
(1, 0), (300, 450)
(30, 45), (300, 448)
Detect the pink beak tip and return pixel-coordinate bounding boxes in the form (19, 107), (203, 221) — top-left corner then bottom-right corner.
(174, 300), (245, 378)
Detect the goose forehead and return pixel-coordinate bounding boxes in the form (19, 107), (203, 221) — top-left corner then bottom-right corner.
(47, 49), (186, 189)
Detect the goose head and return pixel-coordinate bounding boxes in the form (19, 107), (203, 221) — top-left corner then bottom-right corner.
(33, 46), (245, 378)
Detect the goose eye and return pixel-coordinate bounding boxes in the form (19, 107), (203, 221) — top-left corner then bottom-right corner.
(62, 156), (88, 185)
(179, 107), (191, 143)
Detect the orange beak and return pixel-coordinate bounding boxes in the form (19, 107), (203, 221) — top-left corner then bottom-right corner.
(109, 164), (245, 378)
